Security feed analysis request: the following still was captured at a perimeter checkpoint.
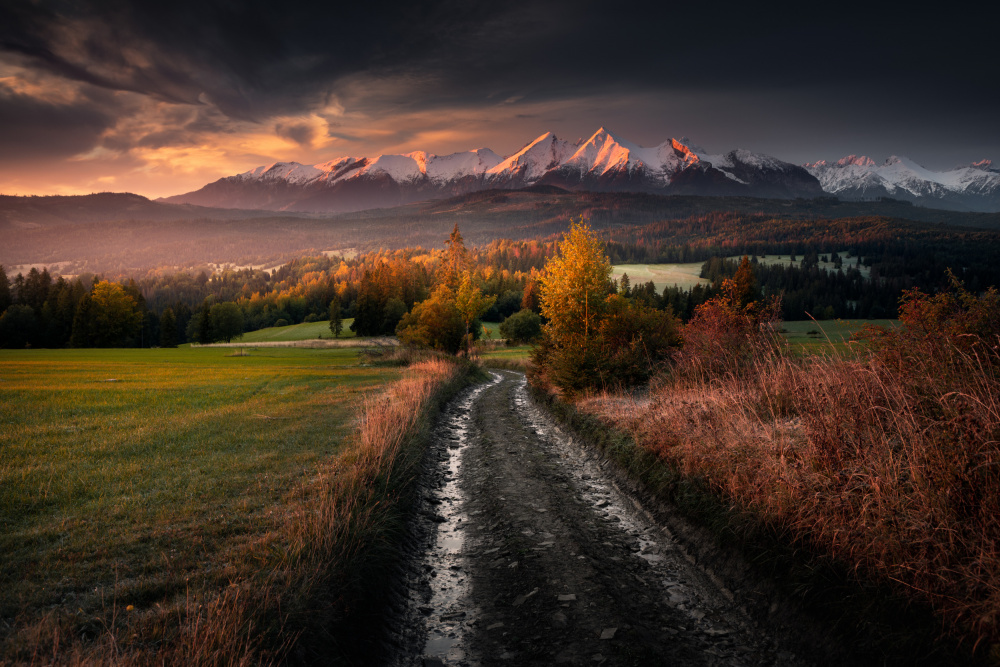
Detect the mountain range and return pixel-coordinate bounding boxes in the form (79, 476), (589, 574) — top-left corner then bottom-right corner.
(163, 128), (1000, 213)
(804, 156), (1000, 211)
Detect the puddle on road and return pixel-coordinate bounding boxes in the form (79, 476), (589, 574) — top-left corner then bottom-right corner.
(416, 372), (502, 665)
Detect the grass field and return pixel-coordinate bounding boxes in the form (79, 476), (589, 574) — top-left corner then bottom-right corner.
(735, 251), (871, 278)
(238, 318), (356, 342)
(780, 319), (898, 354)
(611, 263), (707, 291)
(480, 320), (500, 339)
(0, 346), (399, 658)
(612, 254), (869, 296)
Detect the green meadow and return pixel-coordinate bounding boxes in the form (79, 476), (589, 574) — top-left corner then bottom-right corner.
(611, 254), (869, 295)
(238, 318), (357, 342)
(0, 346), (397, 648)
(733, 252), (871, 278)
(780, 319), (898, 354)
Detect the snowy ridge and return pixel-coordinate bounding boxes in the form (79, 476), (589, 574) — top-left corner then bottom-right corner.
(486, 132), (574, 182)
(806, 155), (1000, 205)
(238, 162), (324, 184)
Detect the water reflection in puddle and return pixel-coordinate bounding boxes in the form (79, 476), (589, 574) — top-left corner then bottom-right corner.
(417, 372), (502, 665)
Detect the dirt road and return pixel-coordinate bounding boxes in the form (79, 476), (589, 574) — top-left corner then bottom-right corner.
(385, 370), (804, 666)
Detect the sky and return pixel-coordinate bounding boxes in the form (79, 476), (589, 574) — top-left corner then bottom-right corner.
(1, 0), (996, 199)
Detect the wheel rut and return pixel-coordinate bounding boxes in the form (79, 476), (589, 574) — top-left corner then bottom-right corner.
(387, 370), (805, 666)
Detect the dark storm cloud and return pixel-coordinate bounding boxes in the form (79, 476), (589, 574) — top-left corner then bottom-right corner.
(0, 0), (530, 120)
(4, 0), (995, 119)
(275, 121), (320, 147)
(0, 89), (112, 160)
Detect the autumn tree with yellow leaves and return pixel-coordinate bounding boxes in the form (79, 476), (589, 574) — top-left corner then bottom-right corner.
(532, 220), (680, 394)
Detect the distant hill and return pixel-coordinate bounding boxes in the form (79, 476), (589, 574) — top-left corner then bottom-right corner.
(0, 192), (296, 229)
(2, 189), (999, 276)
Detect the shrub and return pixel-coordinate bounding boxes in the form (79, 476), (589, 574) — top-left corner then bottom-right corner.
(499, 308), (542, 344)
(674, 256), (782, 379)
(582, 271), (1000, 649)
(857, 272), (1000, 372)
(396, 285), (465, 354)
(595, 294), (681, 387)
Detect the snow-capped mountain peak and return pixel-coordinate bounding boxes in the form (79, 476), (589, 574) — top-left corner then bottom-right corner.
(564, 127), (641, 175)
(486, 132), (573, 182)
(240, 161), (324, 184)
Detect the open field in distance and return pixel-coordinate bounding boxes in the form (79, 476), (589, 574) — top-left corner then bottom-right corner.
(238, 318), (356, 343)
(611, 262), (707, 291)
(734, 252), (871, 278)
(476, 319), (901, 364)
(781, 319), (899, 354)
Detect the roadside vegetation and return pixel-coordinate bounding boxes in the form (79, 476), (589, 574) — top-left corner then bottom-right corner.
(527, 224), (1000, 655)
(0, 346), (475, 663)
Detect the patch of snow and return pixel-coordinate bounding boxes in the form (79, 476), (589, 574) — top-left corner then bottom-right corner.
(425, 147), (503, 182)
(238, 162), (324, 184)
(487, 132), (574, 181)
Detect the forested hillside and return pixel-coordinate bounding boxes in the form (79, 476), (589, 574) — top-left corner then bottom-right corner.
(3, 210), (1000, 348)
(4, 189), (1000, 276)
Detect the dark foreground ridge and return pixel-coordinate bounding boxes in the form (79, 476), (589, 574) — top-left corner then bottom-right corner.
(384, 371), (803, 666)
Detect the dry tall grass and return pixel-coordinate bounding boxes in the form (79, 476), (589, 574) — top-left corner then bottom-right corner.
(581, 337), (1000, 649)
(13, 357), (462, 665)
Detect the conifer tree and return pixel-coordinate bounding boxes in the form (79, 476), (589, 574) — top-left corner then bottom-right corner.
(160, 308), (177, 347)
(0, 265), (10, 314)
(443, 224), (469, 290)
(329, 296), (343, 338)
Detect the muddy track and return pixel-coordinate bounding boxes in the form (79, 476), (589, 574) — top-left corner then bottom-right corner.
(384, 371), (805, 666)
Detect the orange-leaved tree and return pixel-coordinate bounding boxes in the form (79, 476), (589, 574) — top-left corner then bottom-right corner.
(539, 219), (611, 351)
(533, 219), (680, 394)
(396, 284), (466, 354)
(455, 272), (496, 353)
(675, 255), (782, 378)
